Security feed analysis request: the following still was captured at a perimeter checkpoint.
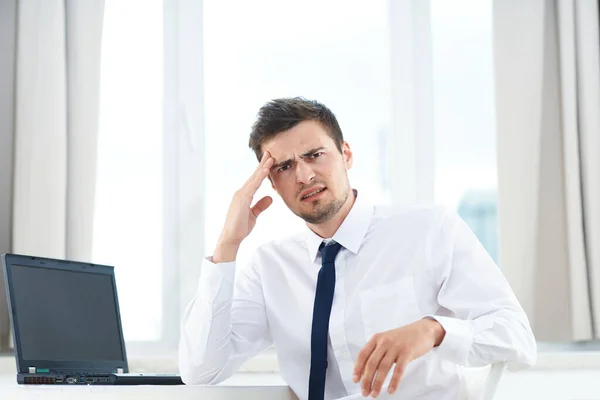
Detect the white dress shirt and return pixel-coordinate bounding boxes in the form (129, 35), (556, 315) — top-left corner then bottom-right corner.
(179, 190), (536, 399)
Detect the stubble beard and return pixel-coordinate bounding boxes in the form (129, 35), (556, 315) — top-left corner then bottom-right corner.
(297, 184), (352, 224)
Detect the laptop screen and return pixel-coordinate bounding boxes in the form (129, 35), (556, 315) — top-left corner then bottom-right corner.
(9, 263), (124, 363)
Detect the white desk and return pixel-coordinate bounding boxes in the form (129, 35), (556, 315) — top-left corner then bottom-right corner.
(0, 355), (298, 399)
(0, 376), (299, 400)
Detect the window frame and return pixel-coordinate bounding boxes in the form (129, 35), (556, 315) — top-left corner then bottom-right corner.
(125, 0), (206, 356)
(388, 0), (435, 206)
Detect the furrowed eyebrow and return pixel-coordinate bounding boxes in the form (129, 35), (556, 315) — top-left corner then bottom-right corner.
(300, 147), (325, 158)
(271, 159), (292, 170)
(271, 147), (325, 170)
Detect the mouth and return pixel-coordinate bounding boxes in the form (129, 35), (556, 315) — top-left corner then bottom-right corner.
(300, 187), (327, 201)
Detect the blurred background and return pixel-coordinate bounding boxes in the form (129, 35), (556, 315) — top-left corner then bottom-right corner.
(1, 0), (600, 398)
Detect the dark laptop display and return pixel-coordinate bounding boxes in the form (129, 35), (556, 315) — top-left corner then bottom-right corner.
(10, 263), (125, 363)
(2, 254), (182, 385)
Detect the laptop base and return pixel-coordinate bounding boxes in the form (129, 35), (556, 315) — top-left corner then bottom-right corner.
(18, 373), (183, 385)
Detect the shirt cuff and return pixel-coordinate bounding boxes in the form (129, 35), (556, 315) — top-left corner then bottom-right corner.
(426, 315), (474, 365)
(198, 256), (237, 303)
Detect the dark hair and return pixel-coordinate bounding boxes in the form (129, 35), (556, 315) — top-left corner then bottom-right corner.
(249, 97), (344, 161)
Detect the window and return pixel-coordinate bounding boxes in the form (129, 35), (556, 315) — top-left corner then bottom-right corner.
(94, 0), (164, 342)
(203, 0), (393, 267)
(90, 0), (498, 359)
(430, 0), (499, 262)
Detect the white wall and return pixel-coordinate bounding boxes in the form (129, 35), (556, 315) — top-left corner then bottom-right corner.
(0, 0), (16, 352)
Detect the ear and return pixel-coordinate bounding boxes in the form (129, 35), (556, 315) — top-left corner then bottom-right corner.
(342, 142), (353, 169)
(268, 175), (276, 191)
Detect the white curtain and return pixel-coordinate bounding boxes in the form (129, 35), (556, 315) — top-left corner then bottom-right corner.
(494, 0), (600, 341)
(13, 0), (105, 259)
(0, 0), (105, 351)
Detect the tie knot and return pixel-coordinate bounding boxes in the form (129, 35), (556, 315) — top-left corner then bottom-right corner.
(319, 241), (343, 264)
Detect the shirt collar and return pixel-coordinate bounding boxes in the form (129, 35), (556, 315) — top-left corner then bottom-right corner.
(305, 189), (374, 263)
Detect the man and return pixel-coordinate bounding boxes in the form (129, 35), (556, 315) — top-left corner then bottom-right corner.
(178, 98), (536, 399)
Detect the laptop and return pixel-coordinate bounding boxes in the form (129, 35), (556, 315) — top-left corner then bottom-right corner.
(1, 253), (183, 385)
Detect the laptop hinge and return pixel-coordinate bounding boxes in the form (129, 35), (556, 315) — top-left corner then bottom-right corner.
(28, 367), (36, 374)
(116, 368), (124, 374)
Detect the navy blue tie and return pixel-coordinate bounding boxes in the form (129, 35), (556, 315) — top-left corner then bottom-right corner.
(308, 241), (343, 400)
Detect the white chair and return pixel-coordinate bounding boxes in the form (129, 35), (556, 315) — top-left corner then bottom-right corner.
(280, 362), (508, 400)
(464, 362), (508, 400)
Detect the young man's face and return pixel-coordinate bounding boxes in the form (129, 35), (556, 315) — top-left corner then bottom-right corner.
(262, 120), (353, 224)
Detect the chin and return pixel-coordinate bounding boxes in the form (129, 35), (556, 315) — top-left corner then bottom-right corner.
(296, 201), (339, 224)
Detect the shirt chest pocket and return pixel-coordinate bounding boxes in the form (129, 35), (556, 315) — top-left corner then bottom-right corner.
(359, 277), (423, 340)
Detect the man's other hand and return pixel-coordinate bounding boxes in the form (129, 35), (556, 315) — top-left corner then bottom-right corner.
(352, 318), (446, 398)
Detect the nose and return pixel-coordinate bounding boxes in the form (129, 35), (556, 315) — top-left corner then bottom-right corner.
(295, 160), (315, 185)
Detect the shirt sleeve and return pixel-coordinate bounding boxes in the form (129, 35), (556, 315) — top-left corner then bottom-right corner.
(426, 209), (537, 371)
(178, 254), (272, 384)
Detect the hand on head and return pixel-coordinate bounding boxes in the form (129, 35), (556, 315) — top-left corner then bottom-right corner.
(212, 151), (274, 263)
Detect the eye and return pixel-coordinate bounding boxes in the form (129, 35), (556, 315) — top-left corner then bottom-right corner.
(311, 152), (324, 159)
(277, 164), (291, 172)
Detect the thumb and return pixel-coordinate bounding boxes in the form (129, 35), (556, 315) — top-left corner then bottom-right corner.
(251, 196), (273, 218)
